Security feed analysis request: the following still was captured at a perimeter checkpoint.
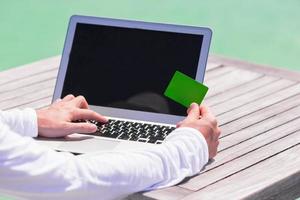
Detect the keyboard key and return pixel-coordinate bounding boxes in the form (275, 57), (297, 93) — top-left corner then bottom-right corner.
(81, 119), (175, 144)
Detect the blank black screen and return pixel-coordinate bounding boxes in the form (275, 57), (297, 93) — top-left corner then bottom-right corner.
(62, 23), (203, 115)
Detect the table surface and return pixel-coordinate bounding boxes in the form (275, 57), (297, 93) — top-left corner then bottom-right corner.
(0, 55), (299, 200)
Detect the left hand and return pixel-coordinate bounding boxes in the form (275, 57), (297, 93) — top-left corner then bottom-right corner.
(176, 103), (221, 159)
(36, 94), (108, 138)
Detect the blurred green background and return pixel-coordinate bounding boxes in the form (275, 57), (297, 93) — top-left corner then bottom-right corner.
(0, 0), (299, 72)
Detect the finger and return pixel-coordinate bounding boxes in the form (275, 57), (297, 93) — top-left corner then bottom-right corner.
(51, 98), (62, 107)
(200, 104), (215, 119)
(200, 105), (218, 128)
(199, 104), (210, 116)
(186, 102), (200, 121)
(62, 94), (75, 102)
(71, 109), (108, 123)
(54, 98), (62, 103)
(71, 95), (89, 109)
(67, 122), (98, 133)
(187, 102), (200, 115)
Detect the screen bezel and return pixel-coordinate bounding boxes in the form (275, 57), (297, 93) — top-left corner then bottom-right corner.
(53, 15), (212, 124)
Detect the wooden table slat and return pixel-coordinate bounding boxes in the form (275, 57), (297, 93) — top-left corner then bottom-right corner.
(200, 119), (300, 178)
(143, 186), (192, 200)
(219, 105), (300, 151)
(0, 69), (57, 93)
(204, 65), (233, 81)
(205, 75), (279, 106)
(181, 143), (300, 200)
(0, 79), (56, 104)
(8, 96), (52, 110)
(218, 83), (300, 125)
(179, 121), (300, 191)
(203, 115), (300, 176)
(0, 56), (59, 85)
(220, 93), (300, 136)
(205, 62), (222, 71)
(211, 78), (295, 116)
(1, 87), (54, 110)
(205, 68), (263, 98)
(195, 115), (300, 174)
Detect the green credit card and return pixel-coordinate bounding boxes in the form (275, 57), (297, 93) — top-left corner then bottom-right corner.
(164, 71), (209, 107)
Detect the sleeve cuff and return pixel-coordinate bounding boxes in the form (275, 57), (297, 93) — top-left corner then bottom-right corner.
(23, 108), (39, 137)
(0, 108), (38, 137)
(13, 108), (38, 137)
(165, 127), (209, 164)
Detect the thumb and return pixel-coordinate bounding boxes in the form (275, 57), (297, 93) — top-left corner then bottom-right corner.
(186, 102), (200, 121)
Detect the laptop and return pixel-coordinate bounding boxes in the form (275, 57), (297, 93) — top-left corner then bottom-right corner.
(37, 15), (212, 154)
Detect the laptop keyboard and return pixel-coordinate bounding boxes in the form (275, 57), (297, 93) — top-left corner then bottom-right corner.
(81, 119), (176, 144)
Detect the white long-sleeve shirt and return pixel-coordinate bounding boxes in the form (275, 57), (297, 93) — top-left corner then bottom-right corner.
(0, 109), (209, 200)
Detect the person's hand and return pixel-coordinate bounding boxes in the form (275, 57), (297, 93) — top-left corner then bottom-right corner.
(177, 103), (221, 159)
(36, 94), (108, 138)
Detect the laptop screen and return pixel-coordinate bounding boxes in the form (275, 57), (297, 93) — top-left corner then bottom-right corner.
(62, 23), (203, 116)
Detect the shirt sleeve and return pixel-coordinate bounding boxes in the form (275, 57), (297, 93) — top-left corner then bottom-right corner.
(0, 109), (38, 137)
(0, 111), (208, 200)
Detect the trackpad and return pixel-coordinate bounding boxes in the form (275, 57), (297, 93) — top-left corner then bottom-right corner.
(57, 136), (120, 154)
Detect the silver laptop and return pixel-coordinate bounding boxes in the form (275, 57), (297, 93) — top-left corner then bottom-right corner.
(37, 15), (212, 154)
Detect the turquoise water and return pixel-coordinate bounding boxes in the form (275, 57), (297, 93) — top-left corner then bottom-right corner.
(0, 0), (300, 72)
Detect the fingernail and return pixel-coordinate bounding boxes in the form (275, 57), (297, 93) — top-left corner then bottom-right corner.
(190, 102), (197, 107)
(90, 124), (97, 131)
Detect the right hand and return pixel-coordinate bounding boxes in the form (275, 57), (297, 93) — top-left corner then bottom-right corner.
(177, 103), (221, 159)
(36, 94), (108, 138)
